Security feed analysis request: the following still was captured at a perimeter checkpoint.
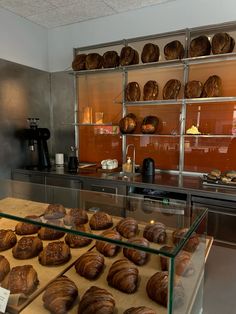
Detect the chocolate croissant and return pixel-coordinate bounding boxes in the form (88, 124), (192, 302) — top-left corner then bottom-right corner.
(0, 255), (10, 282)
(1, 265), (39, 295)
(44, 203), (66, 220)
(89, 211), (113, 230)
(12, 236), (43, 259)
(116, 217), (138, 239)
(172, 228), (199, 252)
(123, 237), (149, 266)
(143, 222), (167, 244)
(75, 251), (104, 280)
(38, 241), (71, 266)
(0, 229), (17, 251)
(78, 286), (115, 314)
(63, 208), (88, 226)
(96, 229), (121, 257)
(107, 258), (139, 293)
(65, 224), (92, 248)
(124, 306), (156, 314)
(42, 276), (78, 314)
(15, 215), (41, 235)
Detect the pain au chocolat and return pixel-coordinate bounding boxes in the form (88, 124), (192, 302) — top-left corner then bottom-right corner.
(75, 251), (104, 280)
(0, 255), (10, 282)
(0, 229), (17, 251)
(38, 241), (71, 266)
(12, 236), (43, 259)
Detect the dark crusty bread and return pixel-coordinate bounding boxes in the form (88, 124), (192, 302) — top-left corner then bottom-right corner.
(141, 116), (159, 134)
(12, 236), (43, 259)
(96, 229), (121, 257)
(103, 50), (120, 68)
(119, 113), (137, 134)
(75, 251), (104, 280)
(212, 32), (235, 54)
(143, 80), (159, 101)
(125, 82), (141, 102)
(201, 75), (222, 97)
(120, 46), (139, 66)
(184, 80), (203, 98)
(164, 40), (184, 60)
(85, 53), (103, 70)
(38, 219), (65, 240)
(189, 35), (211, 57)
(116, 217), (138, 238)
(0, 255), (10, 282)
(0, 229), (17, 251)
(123, 237), (150, 266)
(141, 43), (160, 63)
(72, 54), (87, 71)
(162, 79), (181, 99)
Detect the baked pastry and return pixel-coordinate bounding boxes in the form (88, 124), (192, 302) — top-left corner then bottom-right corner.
(1, 265), (39, 295)
(143, 222), (167, 244)
(119, 113), (137, 134)
(85, 53), (103, 70)
(123, 237), (149, 266)
(63, 208), (88, 226)
(44, 203), (66, 220)
(143, 80), (159, 101)
(125, 82), (141, 102)
(201, 75), (222, 97)
(124, 306), (156, 314)
(172, 228), (199, 252)
(189, 35), (211, 57)
(212, 32), (235, 54)
(65, 224), (92, 248)
(120, 46), (139, 66)
(38, 241), (71, 266)
(75, 251), (104, 279)
(184, 80), (203, 98)
(164, 40), (184, 60)
(209, 169), (221, 179)
(42, 276), (78, 314)
(0, 255), (10, 282)
(160, 246), (195, 277)
(146, 271), (184, 307)
(15, 215), (41, 235)
(141, 43), (160, 63)
(141, 116), (159, 134)
(116, 217), (138, 238)
(96, 229), (121, 257)
(78, 286), (115, 314)
(162, 79), (181, 99)
(107, 258), (139, 293)
(225, 170), (236, 179)
(38, 222), (65, 240)
(72, 54), (87, 71)
(12, 236), (43, 259)
(89, 211), (113, 230)
(103, 51), (120, 68)
(0, 229), (17, 251)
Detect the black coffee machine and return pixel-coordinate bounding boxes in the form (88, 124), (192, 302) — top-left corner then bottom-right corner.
(23, 118), (51, 170)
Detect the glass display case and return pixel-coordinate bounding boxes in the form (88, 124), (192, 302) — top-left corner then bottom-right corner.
(0, 180), (209, 314)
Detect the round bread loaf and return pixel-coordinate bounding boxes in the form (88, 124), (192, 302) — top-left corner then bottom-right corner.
(0, 229), (17, 251)
(124, 306), (156, 314)
(125, 82), (141, 102)
(119, 113), (137, 134)
(212, 32), (235, 54)
(201, 75), (222, 97)
(75, 251), (104, 280)
(120, 46), (139, 66)
(141, 116), (159, 134)
(72, 54), (87, 71)
(89, 211), (113, 230)
(103, 50), (120, 68)
(184, 80), (203, 98)
(143, 80), (159, 101)
(38, 241), (71, 266)
(172, 228), (199, 252)
(85, 53), (103, 70)
(96, 229), (121, 257)
(65, 224), (92, 248)
(63, 208), (88, 226)
(44, 203), (66, 220)
(164, 40), (184, 60)
(12, 236), (43, 259)
(141, 43), (160, 63)
(0, 255), (10, 282)
(162, 79), (181, 99)
(123, 237), (150, 266)
(189, 35), (211, 57)
(143, 222), (167, 244)
(15, 215), (41, 235)
(116, 217), (138, 238)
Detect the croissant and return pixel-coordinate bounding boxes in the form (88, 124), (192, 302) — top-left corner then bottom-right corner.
(107, 258), (139, 293)
(63, 208), (88, 226)
(96, 229), (121, 257)
(65, 224), (92, 248)
(75, 251), (104, 280)
(116, 217), (138, 239)
(0, 255), (10, 282)
(172, 228), (199, 252)
(43, 203), (66, 220)
(42, 276), (78, 314)
(124, 306), (156, 314)
(15, 215), (41, 235)
(78, 286), (115, 314)
(123, 237), (149, 266)
(0, 229), (17, 251)
(38, 241), (71, 266)
(12, 236), (43, 259)
(143, 222), (167, 244)
(89, 211), (113, 230)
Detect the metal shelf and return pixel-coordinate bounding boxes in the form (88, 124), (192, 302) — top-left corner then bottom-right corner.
(122, 134), (180, 137)
(185, 96), (236, 104)
(183, 52), (236, 65)
(184, 134), (235, 138)
(124, 99), (183, 106)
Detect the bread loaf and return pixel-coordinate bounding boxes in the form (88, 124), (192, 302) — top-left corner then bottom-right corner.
(164, 40), (184, 60)
(172, 228), (199, 252)
(120, 46), (139, 66)
(63, 208), (88, 226)
(143, 80), (159, 101)
(125, 82), (141, 102)
(75, 251), (104, 279)
(42, 276), (78, 314)
(89, 211), (113, 230)
(38, 241), (71, 266)
(162, 79), (181, 99)
(119, 113), (137, 134)
(184, 80), (203, 98)
(15, 215), (41, 235)
(12, 236), (43, 259)
(65, 224), (92, 248)
(124, 306), (156, 314)
(141, 116), (159, 134)
(96, 229), (121, 257)
(116, 217), (138, 238)
(0, 255), (10, 282)
(0, 229), (17, 251)
(143, 222), (167, 244)
(44, 203), (66, 220)
(103, 51), (120, 68)
(212, 32), (235, 54)
(123, 237), (149, 266)
(141, 43), (160, 63)
(189, 35), (211, 57)
(201, 75), (222, 97)
(72, 54), (87, 71)
(85, 53), (103, 70)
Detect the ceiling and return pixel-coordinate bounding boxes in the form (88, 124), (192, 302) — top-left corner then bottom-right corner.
(0, 0), (176, 29)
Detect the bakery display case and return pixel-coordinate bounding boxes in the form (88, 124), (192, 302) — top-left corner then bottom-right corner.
(0, 179), (209, 314)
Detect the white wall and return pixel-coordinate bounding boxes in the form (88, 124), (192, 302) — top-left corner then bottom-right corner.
(48, 0), (236, 72)
(0, 8), (48, 71)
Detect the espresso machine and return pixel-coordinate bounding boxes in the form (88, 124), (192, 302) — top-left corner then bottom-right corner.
(23, 118), (51, 170)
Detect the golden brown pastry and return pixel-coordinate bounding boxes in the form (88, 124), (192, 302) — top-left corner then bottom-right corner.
(44, 203), (66, 220)
(162, 79), (181, 99)
(0, 255), (10, 282)
(119, 113), (137, 134)
(72, 54), (87, 71)
(15, 215), (41, 235)
(75, 251), (104, 280)
(141, 43), (160, 63)
(201, 75), (222, 97)
(189, 35), (211, 57)
(78, 286), (115, 314)
(12, 236), (43, 259)
(210, 169), (221, 178)
(65, 224), (92, 248)
(89, 211), (113, 230)
(125, 82), (141, 102)
(212, 32), (235, 54)
(42, 276), (78, 314)
(96, 229), (121, 257)
(38, 219), (65, 240)
(85, 53), (103, 70)
(103, 51), (120, 68)
(38, 241), (71, 266)
(184, 80), (203, 98)
(124, 306), (156, 314)
(63, 208), (88, 226)
(116, 217), (138, 239)
(172, 228), (199, 252)
(120, 46), (139, 66)
(164, 40), (184, 60)
(107, 258), (139, 293)
(1, 265), (39, 295)
(143, 222), (167, 244)
(143, 80), (159, 101)
(146, 271), (184, 307)
(0, 229), (17, 251)
(123, 237), (149, 266)
(141, 116), (159, 134)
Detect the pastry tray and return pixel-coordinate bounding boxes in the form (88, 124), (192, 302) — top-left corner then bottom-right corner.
(202, 175), (236, 189)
